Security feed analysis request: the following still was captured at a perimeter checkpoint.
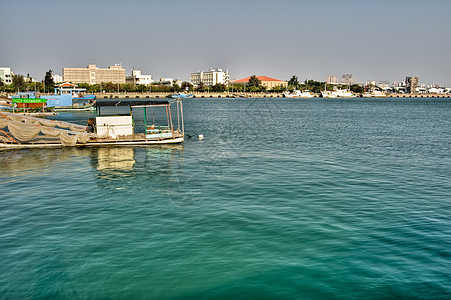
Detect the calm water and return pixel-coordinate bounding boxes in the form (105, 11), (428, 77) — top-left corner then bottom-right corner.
(1, 98), (450, 299)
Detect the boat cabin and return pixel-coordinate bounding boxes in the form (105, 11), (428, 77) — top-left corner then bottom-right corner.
(94, 99), (184, 142)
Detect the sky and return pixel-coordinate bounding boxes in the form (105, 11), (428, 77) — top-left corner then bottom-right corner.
(1, 0), (451, 86)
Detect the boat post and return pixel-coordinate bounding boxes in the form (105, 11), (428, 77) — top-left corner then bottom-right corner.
(180, 99), (184, 137)
(143, 106), (147, 132)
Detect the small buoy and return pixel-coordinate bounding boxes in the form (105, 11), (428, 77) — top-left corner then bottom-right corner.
(198, 134), (204, 140)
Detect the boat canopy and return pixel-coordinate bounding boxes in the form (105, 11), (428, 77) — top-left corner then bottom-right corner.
(95, 99), (170, 107)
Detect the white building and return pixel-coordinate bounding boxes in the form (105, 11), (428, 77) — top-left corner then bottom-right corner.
(191, 68), (229, 87)
(52, 74), (64, 84)
(126, 70), (154, 85)
(0, 67), (13, 84)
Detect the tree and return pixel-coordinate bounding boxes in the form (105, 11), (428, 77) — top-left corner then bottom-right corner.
(44, 70), (55, 92)
(350, 84), (363, 94)
(248, 75), (261, 88)
(288, 75), (299, 89)
(181, 81), (193, 91)
(210, 83), (225, 92)
(195, 82), (205, 92)
(12, 74), (26, 92)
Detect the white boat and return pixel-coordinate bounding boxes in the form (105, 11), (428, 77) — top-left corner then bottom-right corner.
(322, 89), (356, 98)
(283, 90), (314, 98)
(362, 90), (387, 98)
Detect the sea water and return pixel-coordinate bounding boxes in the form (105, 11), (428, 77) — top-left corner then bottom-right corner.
(0, 98), (450, 298)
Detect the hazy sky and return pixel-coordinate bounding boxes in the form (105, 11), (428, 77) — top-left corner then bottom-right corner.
(1, 0), (450, 85)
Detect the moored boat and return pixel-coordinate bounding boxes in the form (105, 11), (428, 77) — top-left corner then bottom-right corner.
(283, 90), (315, 98)
(0, 99), (185, 148)
(171, 93), (193, 99)
(321, 89), (356, 98)
(362, 90), (387, 98)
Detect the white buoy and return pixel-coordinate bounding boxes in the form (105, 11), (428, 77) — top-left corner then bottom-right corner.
(198, 134), (204, 140)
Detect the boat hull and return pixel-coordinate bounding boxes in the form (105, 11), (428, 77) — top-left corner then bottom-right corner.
(0, 137), (184, 149)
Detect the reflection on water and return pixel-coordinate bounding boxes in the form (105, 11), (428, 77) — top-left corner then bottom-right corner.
(0, 148), (92, 176)
(96, 148), (136, 171)
(90, 145), (200, 205)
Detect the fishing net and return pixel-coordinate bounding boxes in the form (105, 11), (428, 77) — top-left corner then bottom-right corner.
(0, 112), (97, 146)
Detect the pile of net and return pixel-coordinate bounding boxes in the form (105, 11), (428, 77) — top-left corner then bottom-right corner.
(0, 112), (105, 146)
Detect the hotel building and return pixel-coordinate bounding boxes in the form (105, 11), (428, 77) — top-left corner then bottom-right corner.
(63, 64), (126, 84)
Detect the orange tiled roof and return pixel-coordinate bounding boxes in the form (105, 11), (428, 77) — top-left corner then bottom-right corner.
(232, 76), (284, 83)
(57, 82), (78, 88)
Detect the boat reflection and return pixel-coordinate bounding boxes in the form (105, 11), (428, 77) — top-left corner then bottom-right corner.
(91, 145), (188, 198)
(96, 147), (136, 172)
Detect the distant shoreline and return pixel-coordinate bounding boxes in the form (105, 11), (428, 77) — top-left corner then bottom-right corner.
(2, 92), (450, 100)
(90, 92), (451, 99)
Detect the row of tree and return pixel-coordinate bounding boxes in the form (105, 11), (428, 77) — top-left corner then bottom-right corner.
(1, 72), (363, 94)
(287, 75), (364, 93)
(0, 70), (56, 93)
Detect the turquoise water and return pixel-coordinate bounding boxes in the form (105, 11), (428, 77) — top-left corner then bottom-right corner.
(1, 98), (450, 299)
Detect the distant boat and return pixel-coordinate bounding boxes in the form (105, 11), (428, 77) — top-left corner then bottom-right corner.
(171, 93), (193, 99)
(321, 89), (356, 98)
(283, 90), (314, 98)
(362, 90), (387, 98)
(73, 94), (96, 101)
(53, 104), (96, 112)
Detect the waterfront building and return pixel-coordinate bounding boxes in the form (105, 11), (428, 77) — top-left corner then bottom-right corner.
(0, 67), (13, 84)
(342, 74), (355, 85)
(63, 64), (126, 84)
(126, 70), (154, 85)
(327, 75), (338, 84)
(231, 76), (288, 90)
(406, 76), (418, 93)
(191, 68), (229, 87)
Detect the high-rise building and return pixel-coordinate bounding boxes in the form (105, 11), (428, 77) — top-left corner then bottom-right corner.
(327, 75), (338, 84)
(63, 64), (126, 84)
(191, 68), (229, 87)
(405, 76), (419, 93)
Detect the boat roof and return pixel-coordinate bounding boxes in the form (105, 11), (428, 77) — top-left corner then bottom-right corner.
(95, 99), (171, 107)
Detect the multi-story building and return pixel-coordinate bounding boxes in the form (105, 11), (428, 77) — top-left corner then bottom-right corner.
(126, 70), (154, 85)
(63, 64), (126, 84)
(191, 68), (229, 87)
(341, 74), (355, 85)
(0, 67), (13, 84)
(52, 74), (64, 84)
(405, 76), (418, 93)
(327, 75), (338, 84)
(231, 76), (288, 90)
